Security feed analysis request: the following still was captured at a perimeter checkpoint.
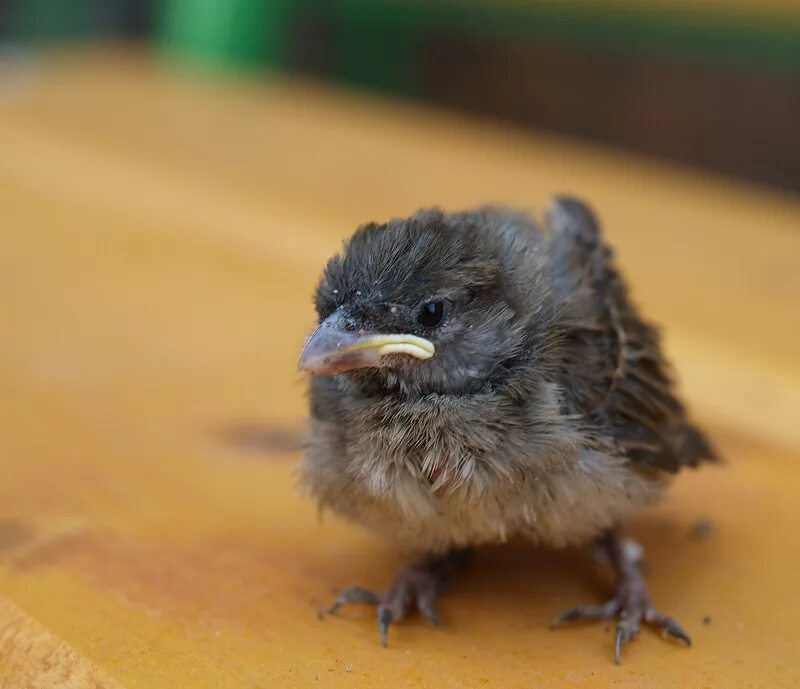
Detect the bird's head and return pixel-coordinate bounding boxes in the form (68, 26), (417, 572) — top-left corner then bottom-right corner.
(299, 210), (533, 396)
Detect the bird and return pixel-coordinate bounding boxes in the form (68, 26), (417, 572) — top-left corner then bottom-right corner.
(298, 197), (717, 663)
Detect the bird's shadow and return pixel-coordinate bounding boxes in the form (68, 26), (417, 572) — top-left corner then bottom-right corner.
(215, 420), (306, 457)
(0, 519), (36, 558)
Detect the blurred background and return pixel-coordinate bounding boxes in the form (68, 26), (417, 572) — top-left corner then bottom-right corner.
(1, 0), (800, 190)
(2, 2), (800, 687)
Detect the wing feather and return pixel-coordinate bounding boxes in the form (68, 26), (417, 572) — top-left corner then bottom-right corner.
(546, 197), (717, 472)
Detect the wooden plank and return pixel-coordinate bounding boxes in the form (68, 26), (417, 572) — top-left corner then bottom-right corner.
(1, 47), (799, 688)
(0, 595), (124, 689)
(3, 48), (799, 445)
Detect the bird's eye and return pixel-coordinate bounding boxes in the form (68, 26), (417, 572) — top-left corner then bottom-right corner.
(417, 300), (445, 328)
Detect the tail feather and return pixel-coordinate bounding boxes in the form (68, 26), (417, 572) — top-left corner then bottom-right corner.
(674, 423), (719, 467)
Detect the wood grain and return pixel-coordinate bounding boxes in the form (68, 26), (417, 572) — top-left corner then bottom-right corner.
(0, 595), (123, 689)
(1, 47), (798, 688)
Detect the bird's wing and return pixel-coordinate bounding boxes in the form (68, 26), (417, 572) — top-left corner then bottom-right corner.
(546, 197), (717, 472)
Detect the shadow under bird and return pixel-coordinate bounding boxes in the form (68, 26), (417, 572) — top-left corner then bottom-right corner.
(298, 197), (717, 663)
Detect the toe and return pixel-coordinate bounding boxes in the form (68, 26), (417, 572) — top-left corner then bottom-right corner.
(614, 625), (627, 665)
(663, 621), (692, 646)
(551, 600), (619, 628)
(614, 618), (639, 664)
(327, 586), (381, 615)
(417, 591), (442, 627)
(378, 605), (393, 647)
(646, 609), (692, 646)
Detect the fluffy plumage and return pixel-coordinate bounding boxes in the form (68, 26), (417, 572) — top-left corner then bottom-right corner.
(300, 197), (716, 660)
(302, 198), (714, 553)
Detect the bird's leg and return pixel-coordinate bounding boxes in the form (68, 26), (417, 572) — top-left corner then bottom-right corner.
(551, 529), (691, 664)
(325, 548), (472, 646)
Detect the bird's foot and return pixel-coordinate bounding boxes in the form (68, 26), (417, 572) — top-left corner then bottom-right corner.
(324, 549), (471, 646)
(550, 531), (691, 663)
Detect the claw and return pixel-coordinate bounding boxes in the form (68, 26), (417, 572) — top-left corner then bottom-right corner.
(417, 597), (442, 627)
(554, 531), (694, 663)
(378, 606), (393, 647)
(323, 550), (471, 647)
(645, 609), (692, 646)
(616, 618), (640, 664)
(662, 619), (692, 646)
(614, 624), (632, 665)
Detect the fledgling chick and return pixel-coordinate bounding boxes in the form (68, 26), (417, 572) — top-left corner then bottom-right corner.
(299, 198), (716, 663)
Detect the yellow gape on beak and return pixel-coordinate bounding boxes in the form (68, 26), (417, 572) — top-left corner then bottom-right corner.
(298, 310), (434, 375)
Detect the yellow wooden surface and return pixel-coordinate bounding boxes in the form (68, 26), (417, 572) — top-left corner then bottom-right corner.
(1, 47), (799, 688)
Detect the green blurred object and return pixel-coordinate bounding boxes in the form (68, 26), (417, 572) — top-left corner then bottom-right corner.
(155, 0), (800, 80)
(146, 0), (800, 192)
(158, 0), (295, 69)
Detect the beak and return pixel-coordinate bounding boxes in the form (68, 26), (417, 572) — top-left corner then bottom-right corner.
(298, 310), (435, 375)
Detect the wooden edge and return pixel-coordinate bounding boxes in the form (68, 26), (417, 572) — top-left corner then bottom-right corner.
(0, 594), (124, 689)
